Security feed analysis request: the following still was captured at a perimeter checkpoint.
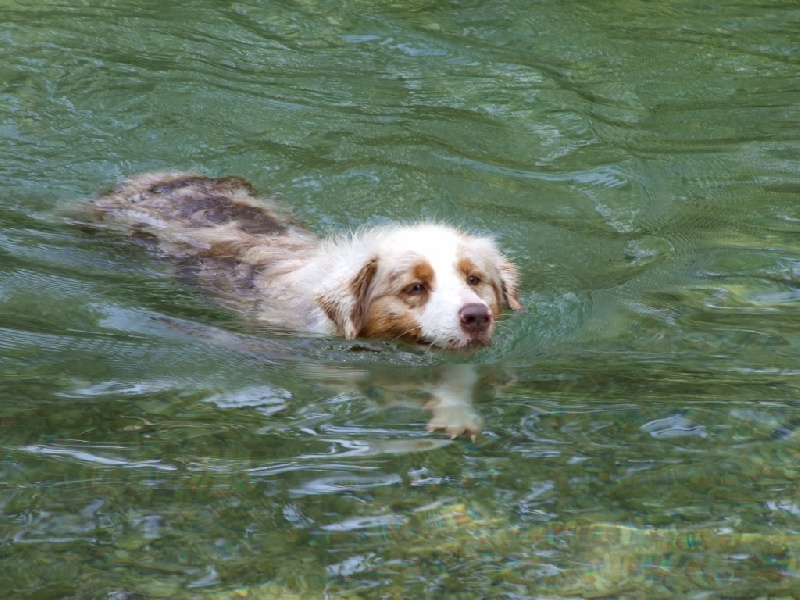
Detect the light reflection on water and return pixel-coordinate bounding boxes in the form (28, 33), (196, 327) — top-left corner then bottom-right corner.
(1, 0), (799, 597)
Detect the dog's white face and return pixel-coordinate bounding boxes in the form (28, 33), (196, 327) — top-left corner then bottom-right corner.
(317, 225), (522, 350)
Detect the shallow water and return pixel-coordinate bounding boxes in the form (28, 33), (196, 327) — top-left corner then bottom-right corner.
(1, 0), (799, 597)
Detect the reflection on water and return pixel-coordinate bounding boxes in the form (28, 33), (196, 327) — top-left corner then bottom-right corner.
(1, 0), (799, 596)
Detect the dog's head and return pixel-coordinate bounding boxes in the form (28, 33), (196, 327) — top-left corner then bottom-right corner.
(317, 225), (523, 350)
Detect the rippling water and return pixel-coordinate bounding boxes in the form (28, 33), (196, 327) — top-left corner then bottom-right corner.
(1, 0), (799, 597)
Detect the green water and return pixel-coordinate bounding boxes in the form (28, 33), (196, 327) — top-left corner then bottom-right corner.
(1, 0), (799, 597)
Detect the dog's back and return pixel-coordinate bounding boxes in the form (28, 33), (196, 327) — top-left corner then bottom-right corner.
(92, 172), (289, 240)
(91, 172), (318, 311)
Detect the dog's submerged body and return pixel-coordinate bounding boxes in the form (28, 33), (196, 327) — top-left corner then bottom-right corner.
(91, 172), (522, 349)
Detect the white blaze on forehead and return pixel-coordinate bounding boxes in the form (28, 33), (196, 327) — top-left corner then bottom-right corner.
(376, 225), (490, 347)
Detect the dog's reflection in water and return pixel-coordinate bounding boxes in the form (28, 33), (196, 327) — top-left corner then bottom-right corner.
(152, 315), (495, 441)
(305, 363), (488, 441)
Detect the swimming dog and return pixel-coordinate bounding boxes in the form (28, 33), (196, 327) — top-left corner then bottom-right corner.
(90, 172), (523, 350)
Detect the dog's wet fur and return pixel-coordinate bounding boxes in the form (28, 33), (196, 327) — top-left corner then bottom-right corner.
(91, 172), (523, 350)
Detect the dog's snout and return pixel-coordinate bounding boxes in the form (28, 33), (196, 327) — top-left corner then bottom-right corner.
(459, 303), (492, 334)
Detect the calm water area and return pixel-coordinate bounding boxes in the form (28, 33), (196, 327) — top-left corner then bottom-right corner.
(2, 0), (799, 597)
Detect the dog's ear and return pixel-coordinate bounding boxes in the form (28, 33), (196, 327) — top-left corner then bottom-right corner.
(500, 259), (523, 310)
(317, 257), (378, 339)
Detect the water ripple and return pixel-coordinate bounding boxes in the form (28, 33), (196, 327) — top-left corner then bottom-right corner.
(289, 473), (403, 497)
(21, 444), (177, 470)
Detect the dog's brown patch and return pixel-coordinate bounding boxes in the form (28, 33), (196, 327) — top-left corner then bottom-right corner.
(160, 177), (286, 236)
(318, 294), (340, 331)
(411, 260), (435, 285)
(362, 298), (423, 342)
(204, 238), (259, 260)
(202, 202), (285, 235)
(357, 259), (436, 342)
(457, 256), (479, 281)
(404, 260), (434, 307)
(412, 260), (435, 285)
(349, 258), (378, 334)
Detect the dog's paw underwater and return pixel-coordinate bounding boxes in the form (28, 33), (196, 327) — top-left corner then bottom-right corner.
(90, 172), (524, 350)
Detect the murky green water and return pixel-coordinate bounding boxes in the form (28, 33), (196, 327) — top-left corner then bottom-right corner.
(2, 0), (799, 597)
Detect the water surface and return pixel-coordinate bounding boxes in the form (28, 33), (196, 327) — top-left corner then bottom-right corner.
(1, 0), (799, 597)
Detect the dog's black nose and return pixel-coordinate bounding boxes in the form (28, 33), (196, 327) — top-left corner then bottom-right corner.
(459, 303), (492, 334)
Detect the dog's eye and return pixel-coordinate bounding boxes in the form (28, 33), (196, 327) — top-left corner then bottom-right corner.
(467, 274), (481, 286)
(405, 282), (426, 295)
